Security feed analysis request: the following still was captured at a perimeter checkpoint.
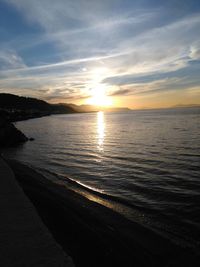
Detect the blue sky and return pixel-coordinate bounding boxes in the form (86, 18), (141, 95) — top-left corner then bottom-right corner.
(0, 0), (200, 108)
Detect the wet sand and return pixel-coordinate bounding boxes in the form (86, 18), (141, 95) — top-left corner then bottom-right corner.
(6, 158), (200, 267)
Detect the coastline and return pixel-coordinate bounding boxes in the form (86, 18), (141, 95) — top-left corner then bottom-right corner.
(5, 158), (200, 267)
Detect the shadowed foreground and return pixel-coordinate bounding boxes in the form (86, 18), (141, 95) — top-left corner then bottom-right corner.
(5, 158), (200, 267)
(0, 157), (74, 267)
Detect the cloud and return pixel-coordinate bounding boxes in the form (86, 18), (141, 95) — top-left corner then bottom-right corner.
(0, 49), (26, 70)
(108, 88), (132, 96)
(1, 0), (200, 103)
(107, 76), (200, 98)
(190, 44), (200, 60)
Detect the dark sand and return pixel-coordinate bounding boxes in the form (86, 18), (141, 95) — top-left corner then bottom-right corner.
(6, 158), (200, 267)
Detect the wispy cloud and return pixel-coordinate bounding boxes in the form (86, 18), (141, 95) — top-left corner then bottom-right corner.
(1, 0), (200, 105)
(0, 49), (26, 70)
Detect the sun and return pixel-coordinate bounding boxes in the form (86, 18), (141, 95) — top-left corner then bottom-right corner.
(87, 84), (112, 107)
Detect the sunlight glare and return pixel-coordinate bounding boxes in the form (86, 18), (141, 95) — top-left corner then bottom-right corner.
(87, 84), (112, 107)
(97, 111), (105, 151)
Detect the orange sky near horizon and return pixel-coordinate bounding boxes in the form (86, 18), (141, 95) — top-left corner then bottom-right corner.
(53, 85), (200, 109)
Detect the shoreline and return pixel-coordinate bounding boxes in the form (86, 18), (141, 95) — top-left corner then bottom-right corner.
(5, 158), (200, 267)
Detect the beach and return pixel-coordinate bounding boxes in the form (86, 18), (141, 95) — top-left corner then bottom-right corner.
(3, 157), (199, 267)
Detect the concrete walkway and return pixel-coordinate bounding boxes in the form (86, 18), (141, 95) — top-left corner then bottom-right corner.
(0, 157), (74, 267)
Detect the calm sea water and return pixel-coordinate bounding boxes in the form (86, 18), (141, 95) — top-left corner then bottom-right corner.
(4, 108), (200, 249)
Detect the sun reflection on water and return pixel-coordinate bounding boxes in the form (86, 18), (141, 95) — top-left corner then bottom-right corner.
(97, 111), (105, 151)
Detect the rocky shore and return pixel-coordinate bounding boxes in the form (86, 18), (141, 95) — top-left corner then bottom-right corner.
(0, 93), (77, 147)
(0, 115), (28, 147)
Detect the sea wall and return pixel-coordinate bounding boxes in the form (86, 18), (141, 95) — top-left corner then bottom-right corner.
(0, 157), (74, 266)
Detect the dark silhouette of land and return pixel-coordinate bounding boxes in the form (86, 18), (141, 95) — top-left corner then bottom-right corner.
(0, 93), (131, 122)
(0, 93), (76, 146)
(0, 93), (131, 147)
(63, 103), (131, 113)
(0, 93), (76, 122)
(0, 115), (28, 147)
(171, 104), (200, 108)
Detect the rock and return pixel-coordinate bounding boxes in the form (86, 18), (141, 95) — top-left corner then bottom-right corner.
(0, 116), (28, 147)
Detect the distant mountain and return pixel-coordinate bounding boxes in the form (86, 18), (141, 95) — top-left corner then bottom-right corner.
(0, 93), (76, 121)
(60, 103), (131, 113)
(62, 104), (98, 113)
(0, 93), (131, 122)
(171, 104), (200, 108)
(103, 107), (131, 112)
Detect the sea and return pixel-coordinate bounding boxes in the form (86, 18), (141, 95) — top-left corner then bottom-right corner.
(3, 107), (200, 250)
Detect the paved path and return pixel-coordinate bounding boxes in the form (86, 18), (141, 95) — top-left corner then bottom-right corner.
(0, 157), (74, 267)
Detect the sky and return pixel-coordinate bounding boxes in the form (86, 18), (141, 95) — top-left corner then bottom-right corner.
(0, 0), (200, 109)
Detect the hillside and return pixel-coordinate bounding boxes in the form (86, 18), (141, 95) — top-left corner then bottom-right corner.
(0, 93), (131, 122)
(61, 103), (131, 113)
(0, 93), (76, 121)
